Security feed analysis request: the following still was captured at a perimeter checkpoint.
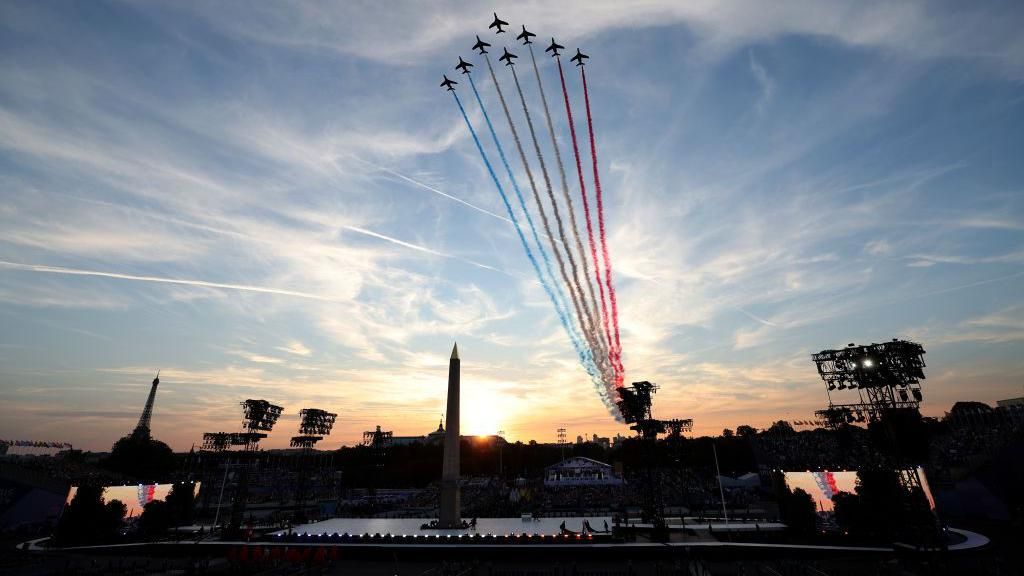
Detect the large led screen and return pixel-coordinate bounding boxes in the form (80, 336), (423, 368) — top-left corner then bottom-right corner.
(66, 482), (200, 518)
(783, 469), (934, 512)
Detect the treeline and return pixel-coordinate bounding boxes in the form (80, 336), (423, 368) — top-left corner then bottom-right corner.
(332, 433), (758, 488)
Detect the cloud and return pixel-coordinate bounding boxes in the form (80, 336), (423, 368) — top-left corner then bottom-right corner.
(748, 50), (775, 115)
(168, 1), (1024, 78)
(864, 239), (891, 256)
(278, 340), (312, 357)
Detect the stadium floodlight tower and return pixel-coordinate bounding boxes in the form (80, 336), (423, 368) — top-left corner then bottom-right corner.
(362, 425), (393, 454)
(236, 399), (284, 451)
(617, 381), (666, 440)
(813, 339), (926, 427)
(290, 408), (338, 449)
(812, 339), (934, 517)
(615, 381), (695, 541)
(290, 408), (337, 521)
(225, 399), (283, 535)
(361, 426), (393, 510)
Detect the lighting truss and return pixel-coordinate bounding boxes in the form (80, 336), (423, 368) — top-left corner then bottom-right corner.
(616, 381), (657, 424)
(291, 408), (338, 449)
(240, 399), (284, 432)
(812, 339), (925, 405)
(201, 432), (232, 452)
(664, 419), (694, 437)
(363, 426), (393, 454)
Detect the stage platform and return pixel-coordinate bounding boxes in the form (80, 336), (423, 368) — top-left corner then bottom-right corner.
(274, 516), (613, 537)
(274, 517), (788, 538)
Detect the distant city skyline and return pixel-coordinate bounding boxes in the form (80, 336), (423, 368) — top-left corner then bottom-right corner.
(1, 2), (1022, 451)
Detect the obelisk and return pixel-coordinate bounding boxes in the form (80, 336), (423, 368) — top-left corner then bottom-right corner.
(438, 342), (461, 527)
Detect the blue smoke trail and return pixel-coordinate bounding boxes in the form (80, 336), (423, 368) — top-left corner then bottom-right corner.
(460, 79), (611, 413)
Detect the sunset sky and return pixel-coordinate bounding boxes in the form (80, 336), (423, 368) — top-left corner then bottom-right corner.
(1, 1), (1022, 452)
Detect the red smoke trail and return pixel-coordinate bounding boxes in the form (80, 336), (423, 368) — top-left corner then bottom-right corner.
(557, 57), (619, 386)
(581, 66), (624, 386)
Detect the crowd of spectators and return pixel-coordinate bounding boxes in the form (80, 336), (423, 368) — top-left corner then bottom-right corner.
(0, 453), (125, 487)
(928, 405), (1023, 483)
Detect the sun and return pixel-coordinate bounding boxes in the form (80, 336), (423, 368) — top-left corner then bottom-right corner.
(460, 387), (504, 437)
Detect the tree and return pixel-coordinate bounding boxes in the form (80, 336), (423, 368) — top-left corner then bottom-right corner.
(105, 499), (127, 536)
(855, 468), (904, 541)
(721, 428), (734, 438)
(736, 425), (757, 437)
(831, 491), (861, 535)
(767, 420), (795, 435)
(103, 434), (175, 479)
(165, 482), (196, 526)
(780, 487), (817, 536)
(139, 500), (171, 537)
(54, 486), (126, 546)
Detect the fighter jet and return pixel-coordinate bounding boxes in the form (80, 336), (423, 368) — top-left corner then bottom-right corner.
(440, 75), (458, 91)
(472, 35), (491, 55)
(489, 13), (509, 34)
(570, 48), (589, 67)
(516, 25), (536, 45)
(498, 47), (518, 67)
(545, 38), (565, 57)
(455, 57), (473, 75)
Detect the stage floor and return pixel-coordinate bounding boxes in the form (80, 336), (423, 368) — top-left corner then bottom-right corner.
(275, 517), (613, 537)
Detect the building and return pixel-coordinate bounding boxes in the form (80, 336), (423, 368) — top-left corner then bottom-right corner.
(543, 457), (623, 486)
(391, 420), (447, 446)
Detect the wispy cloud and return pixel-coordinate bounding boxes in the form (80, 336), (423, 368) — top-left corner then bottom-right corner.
(278, 340), (312, 357)
(748, 50), (775, 116)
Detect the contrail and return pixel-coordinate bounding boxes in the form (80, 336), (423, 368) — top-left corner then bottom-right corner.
(0, 260), (335, 301)
(508, 56), (604, 380)
(344, 154), (512, 224)
(43, 191), (507, 275)
(581, 66), (625, 386)
(528, 42), (608, 379)
(453, 89), (615, 417)
(557, 55), (618, 386)
(735, 306), (780, 327)
(340, 225), (504, 274)
(477, 56), (595, 376)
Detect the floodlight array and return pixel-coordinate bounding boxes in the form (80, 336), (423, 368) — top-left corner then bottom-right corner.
(289, 435), (322, 449)
(363, 426), (393, 452)
(616, 381), (657, 424)
(241, 399), (284, 432)
(812, 339), (926, 392)
(201, 431), (266, 451)
(297, 408), (337, 436)
(201, 432), (232, 452)
(664, 418), (694, 436)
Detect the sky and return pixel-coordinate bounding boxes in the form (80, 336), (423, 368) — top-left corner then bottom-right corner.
(1, 1), (1022, 452)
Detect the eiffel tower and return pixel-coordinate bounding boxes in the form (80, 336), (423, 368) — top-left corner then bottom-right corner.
(130, 372), (160, 440)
